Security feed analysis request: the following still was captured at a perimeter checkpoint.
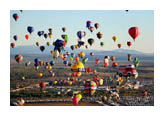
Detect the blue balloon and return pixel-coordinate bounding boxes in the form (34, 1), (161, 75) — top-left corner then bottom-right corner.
(27, 26), (34, 34)
(77, 31), (83, 39)
(44, 33), (48, 39)
(78, 41), (85, 46)
(34, 58), (40, 64)
(54, 39), (64, 53)
(63, 60), (68, 65)
(13, 35), (18, 41)
(86, 21), (92, 28)
(38, 31), (43, 37)
(70, 45), (74, 50)
(71, 53), (75, 57)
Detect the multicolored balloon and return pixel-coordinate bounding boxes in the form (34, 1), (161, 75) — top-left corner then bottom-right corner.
(15, 54), (23, 63)
(84, 81), (97, 95)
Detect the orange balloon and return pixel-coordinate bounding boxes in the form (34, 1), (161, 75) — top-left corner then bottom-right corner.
(75, 57), (80, 62)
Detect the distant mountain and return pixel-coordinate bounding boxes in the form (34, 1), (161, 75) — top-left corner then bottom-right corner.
(10, 45), (153, 56)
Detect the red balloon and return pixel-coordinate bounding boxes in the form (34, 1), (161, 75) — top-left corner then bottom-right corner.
(25, 34), (29, 40)
(117, 44), (122, 49)
(11, 43), (15, 48)
(39, 82), (46, 89)
(72, 97), (78, 105)
(87, 67), (91, 73)
(127, 41), (132, 47)
(72, 73), (76, 77)
(128, 27), (140, 41)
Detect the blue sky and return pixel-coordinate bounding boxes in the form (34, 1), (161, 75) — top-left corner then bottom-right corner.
(10, 10), (154, 53)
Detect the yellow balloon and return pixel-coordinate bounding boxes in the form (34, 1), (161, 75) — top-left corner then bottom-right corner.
(72, 62), (84, 72)
(38, 73), (43, 77)
(79, 51), (85, 58)
(76, 72), (82, 77)
(36, 42), (40, 46)
(53, 81), (58, 85)
(112, 36), (117, 42)
(48, 65), (52, 70)
(69, 57), (73, 61)
(76, 94), (82, 101)
(49, 34), (53, 38)
(68, 81), (72, 86)
(99, 79), (103, 85)
(47, 42), (50, 46)
(75, 45), (79, 49)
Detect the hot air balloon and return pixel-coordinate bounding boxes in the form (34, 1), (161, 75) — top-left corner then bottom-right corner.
(128, 54), (132, 61)
(11, 43), (15, 48)
(21, 76), (25, 81)
(79, 51), (85, 58)
(71, 53), (76, 58)
(96, 58), (100, 64)
(25, 34), (29, 40)
(77, 31), (85, 39)
(74, 57), (80, 62)
(89, 26), (94, 33)
(88, 38), (94, 46)
(13, 13), (19, 21)
(47, 42), (50, 46)
(62, 27), (66, 32)
(104, 62), (109, 67)
(53, 39), (65, 53)
(84, 81), (97, 95)
(117, 44), (122, 49)
(38, 73), (43, 78)
(27, 26), (34, 34)
(128, 27), (140, 41)
(48, 65), (52, 70)
(97, 32), (103, 39)
(72, 96), (79, 105)
(70, 45), (74, 50)
(127, 41), (132, 47)
(133, 57), (139, 68)
(36, 42), (40, 46)
(99, 79), (103, 85)
(72, 62), (85, 72)
(20, 10), (24, 12)
(48, 33), (53, 38)
(93, 69), (97, 74)
(69, 57), (73, 61)
(112, 62), (118, 68)
(94, 23), (99, 29)
(61, 34), (68, 43)
(82, 57), (88, 64)
(87, 67), (91, 73)
(25, 61), (31, 67)
(48, 28), (53, 33)
(125, 10), (129, 12)
(76, 72), (82, 77)
(112, 36), (117, 42)
(76, 94), (82, 101)
(39, 82), (46, 89)
(90, 52), (94, 56)
(40, 46), (45, 52)
(44, 33), (48, 39)
(86, 21), (92, 28)
(15, 54), (23, 63)
(53, 50), (59, 60)
(100, 42), (104, 47)
(63, 60), (68, 66)
(13, 35), (18, 41)
(85, 45), (88, 49)
(50, 60), (55, 66)
(110, 56), (115, 61)
(37, 31), (43, 37)
(34, 58), (40, 65)
(72, 72), (76, 77)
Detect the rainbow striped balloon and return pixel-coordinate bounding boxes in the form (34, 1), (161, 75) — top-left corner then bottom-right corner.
(15, 54), (23, 63)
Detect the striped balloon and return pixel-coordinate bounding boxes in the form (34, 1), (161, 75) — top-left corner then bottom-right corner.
(84, 81), (97, 95)
(15, 54), (23, 63)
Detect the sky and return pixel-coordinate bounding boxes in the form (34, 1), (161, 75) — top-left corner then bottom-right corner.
(10, 10), (154, 53)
